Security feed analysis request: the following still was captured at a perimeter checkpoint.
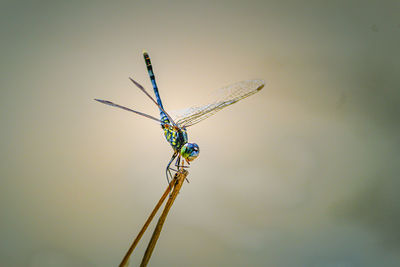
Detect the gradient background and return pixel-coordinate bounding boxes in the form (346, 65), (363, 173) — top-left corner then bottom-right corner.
(1, 0), (400, 266)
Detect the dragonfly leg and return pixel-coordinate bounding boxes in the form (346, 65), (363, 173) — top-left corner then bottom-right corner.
(170, 154), (183, 172)
(174, 155), (190, 168)
(175, 155), (181, 169)
(175, 155), (190, 183)
(166, 152), (178, 184)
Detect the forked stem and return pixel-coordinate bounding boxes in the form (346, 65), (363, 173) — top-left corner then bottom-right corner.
(119, 178), (176, 267)
(140, 169), (189, 267)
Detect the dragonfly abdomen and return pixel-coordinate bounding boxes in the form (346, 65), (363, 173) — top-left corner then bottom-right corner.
(143, 51), (169, 125)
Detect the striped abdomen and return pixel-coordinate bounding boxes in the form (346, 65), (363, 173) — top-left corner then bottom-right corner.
(143, 52), (169, 125)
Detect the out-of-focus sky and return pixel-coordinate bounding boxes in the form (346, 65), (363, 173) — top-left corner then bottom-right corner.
(1, 0), (399, 266)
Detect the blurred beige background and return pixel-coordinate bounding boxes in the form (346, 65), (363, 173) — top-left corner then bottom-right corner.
(1, 0), (399, 266)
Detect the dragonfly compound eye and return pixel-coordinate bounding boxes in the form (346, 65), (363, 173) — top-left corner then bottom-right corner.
(181, 143), (199, 161)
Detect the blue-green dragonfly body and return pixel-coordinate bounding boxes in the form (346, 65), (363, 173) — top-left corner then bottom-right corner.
(95, 51), (264, 183)
(143, 52), (191, 154)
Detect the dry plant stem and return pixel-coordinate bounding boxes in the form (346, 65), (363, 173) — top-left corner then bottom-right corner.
(119, 178), (176, 267)
(140, 169), (188, 267)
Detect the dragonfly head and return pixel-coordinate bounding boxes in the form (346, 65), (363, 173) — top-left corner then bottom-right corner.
(180, 143), (200, 162)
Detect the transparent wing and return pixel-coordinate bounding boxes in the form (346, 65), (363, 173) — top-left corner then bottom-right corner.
(94, 99), (162, 123)
(173, 79), (265, 128)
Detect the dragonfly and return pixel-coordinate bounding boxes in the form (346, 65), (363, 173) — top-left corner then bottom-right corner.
(95, 51), (265, 183)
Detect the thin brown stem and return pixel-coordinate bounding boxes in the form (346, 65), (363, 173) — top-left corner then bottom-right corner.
(119, 178), (176, 267)
(140, 169), (188, 267)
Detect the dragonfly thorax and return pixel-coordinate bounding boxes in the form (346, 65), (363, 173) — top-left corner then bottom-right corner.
(162, 124), (188, 151)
